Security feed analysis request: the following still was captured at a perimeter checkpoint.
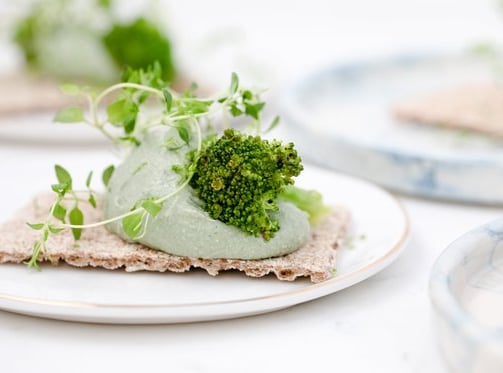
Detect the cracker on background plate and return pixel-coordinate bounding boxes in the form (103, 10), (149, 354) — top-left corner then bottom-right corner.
(0, 74), (77, 115)
(393, 84), (503, 137)
(0, 73), (200, 116)
(0, 194), (349, 283)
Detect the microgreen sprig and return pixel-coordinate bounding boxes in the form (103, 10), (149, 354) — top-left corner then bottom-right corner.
(55, 66), (270, 144)
(27, 67), (275, 268)
(26, 164), (97, 269)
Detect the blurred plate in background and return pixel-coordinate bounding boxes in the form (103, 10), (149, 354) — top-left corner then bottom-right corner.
(281, 52), (503, 205)
(0, 112), (108, 147)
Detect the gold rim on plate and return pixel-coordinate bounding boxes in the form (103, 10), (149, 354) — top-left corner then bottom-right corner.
(0, 195), (410, 310)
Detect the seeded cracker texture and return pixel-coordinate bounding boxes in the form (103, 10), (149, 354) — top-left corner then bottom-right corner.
(0, 194), (349, 283)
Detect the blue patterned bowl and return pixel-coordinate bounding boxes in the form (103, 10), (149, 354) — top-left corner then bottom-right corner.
(280, 53), (503, 204)
(430, 219), (503, 372)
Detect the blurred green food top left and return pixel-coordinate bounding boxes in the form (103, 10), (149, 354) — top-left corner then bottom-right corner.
(14, 13), (39, 65)
(103, 18), (175, 82)
(13, 0), (175, 83)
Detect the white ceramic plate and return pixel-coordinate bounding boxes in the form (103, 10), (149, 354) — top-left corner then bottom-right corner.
(281, 52), (503, 204)
(0, 112), (108, 147)
(0, 166), (409, 324)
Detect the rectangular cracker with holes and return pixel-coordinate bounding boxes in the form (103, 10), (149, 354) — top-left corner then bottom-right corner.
(0, 194), (349, 283)
(393, 84), (503, 136)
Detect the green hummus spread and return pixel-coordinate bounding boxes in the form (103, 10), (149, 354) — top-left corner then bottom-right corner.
(103, 128), (310, 259)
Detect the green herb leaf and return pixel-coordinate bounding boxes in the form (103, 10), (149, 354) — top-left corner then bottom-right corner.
(27, 222), (45, 230)
(229, 104), (243, 117)
(176, 122), (191, 144)
(54, 107), (85, 123)
(163, 88), (173, 111)
(264, 115), (280, 134)
(69, 207), (84, 240)
(245, 102), (265, 120)
(60, 84), (81, 96)
(51, 183), (70, 196)
(52, 203), (67, 223)
(142, 200), (163, 217)
(88, 193), (97, 208)
(242, 90), (253, 100)
(184, 100), (212, 115)
(48, 225), (65, 234)
(122, 211), (145, 239)
(106, 99), (139, 130)
(118, 136), (141, 145)
(102, 165), (115, 187)
(162, 137), (184, 150)
(124, 115), (137, 134)
(85, 171), (93, 188)
(55, 165), (72, 188)
(177, 127), (189, 144)
(122, 61), (164, 88)
(230, 72), (239, 94)
(171, 164), (184, 174)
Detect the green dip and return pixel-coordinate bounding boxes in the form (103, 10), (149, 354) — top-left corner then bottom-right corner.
(103, 128), (310, 259)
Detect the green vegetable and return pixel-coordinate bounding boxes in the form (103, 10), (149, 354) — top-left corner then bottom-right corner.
(103, 18), (175, 82)
(52, 202), (67, 223)
(25, 164), (96, 269)
(190, 129), (303, 240)
(13, 1), (176, 83)
(122, 210), (146, 239)
(102, 165), (115, 187)
(25, 69), (320, 267)
(141, 199), (163, 218)
(69, 207), (84, 240)
(86, 171), (97, 208)
(54, 165), (73, 188)
(13, 13), (39, 66)
(279, 185), (332, 225)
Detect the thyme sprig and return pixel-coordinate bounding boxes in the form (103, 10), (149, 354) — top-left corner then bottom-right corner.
(26, 67), (275, 268)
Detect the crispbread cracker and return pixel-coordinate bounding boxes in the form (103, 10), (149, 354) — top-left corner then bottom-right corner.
(0, 74), (75, 115)
(393, 84), (503, 136)
(0, 194), (349, 283)
(0, 73), (197, 116)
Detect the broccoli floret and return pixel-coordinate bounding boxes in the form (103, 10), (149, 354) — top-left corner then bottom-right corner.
(189, 129), (303, 240)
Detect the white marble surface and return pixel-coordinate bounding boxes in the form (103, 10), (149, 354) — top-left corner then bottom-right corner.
(1, 1), (503, 371)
